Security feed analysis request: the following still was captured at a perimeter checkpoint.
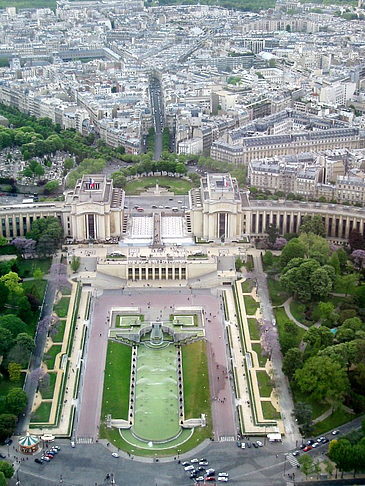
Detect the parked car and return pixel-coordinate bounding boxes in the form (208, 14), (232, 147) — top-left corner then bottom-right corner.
(184, 465), (194, 471)
(218, 478), (229, 483)
(199, 460), (209, 466)
(303, 446), (312, 452)
(41, 456), (50, 462)
(206, 469), (215, 476)
(306, 440), (314, 446)
(111, 452), (119, 458)
(241, 443), (246, 449)
(256, 441), (263, 447)
(236, 441), (241, 448)
(246, 441), (251, 448)
(218, 473), (229, 478)
(332, 430), (340, 435)
(206, 477), (216, 482)
(252, 442), (258, 448)
(196, 477), (205, 482)
(292, 451), (300, 457)
(0, 454), (5, 459)
(190, 458), (199, 463)
(34, 458), (43, 464)
(181, 461), (190, 467)
(322, 437), (329, 444)
(317, 437), (325, 443)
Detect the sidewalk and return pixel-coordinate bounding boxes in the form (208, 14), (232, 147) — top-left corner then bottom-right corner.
(29, 281), (90, 436)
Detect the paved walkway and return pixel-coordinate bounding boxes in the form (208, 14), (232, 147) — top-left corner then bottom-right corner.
(249, 250), (301, 448)
(76, 289), (236, 442)
(30, 281), (90, 436)
(282, 297), (310, 330)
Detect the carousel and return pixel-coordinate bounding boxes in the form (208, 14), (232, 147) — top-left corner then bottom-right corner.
(18, 432), (40, 455)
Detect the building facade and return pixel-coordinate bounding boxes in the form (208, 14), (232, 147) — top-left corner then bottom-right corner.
(2, 173), (365, 243)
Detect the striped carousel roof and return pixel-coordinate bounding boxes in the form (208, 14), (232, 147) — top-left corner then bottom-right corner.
(18, 432), (39, 447)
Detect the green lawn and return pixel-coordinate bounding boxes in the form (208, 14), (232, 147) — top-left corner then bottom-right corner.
(17, 258), (51, 278)
(243, 295), (259, 315)
(60, 285), (71, 296)
(44, 345), (62, 370)
(261, 401), (280, 420)
(268, 278), (288, 306)
(22, 279), (47, 301)
(124, 176), (192, 195)
(52, 319), (66, 343)
(312, 408), (354, 436)
(248, 319), (260, 340)
(54, 297), (70, 318)
(252, 343), (268, 367)
(39, 372), (57, 400)
(274, 307), (292, 327)
(241, 279), (254, 293)
(256, 371), (273, 397)
(115, 315), (141, 327)
(30, 401), (52, 423)
(100, 341), (132, 421)
(290, 300), (307, 324)
(182, 341), (212, 425)
(292, 388), (329, 420)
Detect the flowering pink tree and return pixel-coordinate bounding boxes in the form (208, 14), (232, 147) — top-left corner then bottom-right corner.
(260, 321), (279, 360)
(29, 367), (45, 385)
(351, 249), (365, 269)
(12, 237), (36, 258)
(37, 316), (52, 334)
(273, 237), (287, 250)
(330, 243), (339, 254)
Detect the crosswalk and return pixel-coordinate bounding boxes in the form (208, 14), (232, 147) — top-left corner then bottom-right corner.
(77, 437), (93, 444)
(219, 436), (236, 442)
(286, 453), (299, 468)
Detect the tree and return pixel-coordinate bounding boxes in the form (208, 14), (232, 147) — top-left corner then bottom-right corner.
(44, 180), (59, 194)
(282, 348), (303, 379)
(33, 268), (44, 283)
(295, 356), (350, 410)
(0, 236), (7, 247)
(0, 271), (23, 295)
(235, 257), (243, 271)
(273, 237), (287, 250)
(337, 248), (348, 270)
(112, 172), (126, 188)
(298, 232), (330, 263)
(0, 461), (14, 479)
(16, 332), (35, 354)
(0, 327), (12, 355)
(300, 215), (326, 237)
(266, 223), (279, 246)
(292, 402), (313, 437)
(328, 439), (353, 478)
(17, 295), (32, 324)
(262, 250), (273, 267)
(0, 414), (17, 442)
(0, 281), (9, 311)
(0, 471), (6, 486)
(351, 249), (365, 269)
(70, 255), (81, 273)
(26, 216), (63, 244)
(318, 301), (338, 327)
(342, 273), (359, 296)
(64, 158), (74, 171)
(349, 229), (365, 251)
(12, 237), (36, 259)
(6, 388), (27, 415)
(36, 234), (58, 257)
(0, 314), (28, 338)
(298, 454), (314, 479)
(280, 239), (305, 268)
(8, 361), (22, 382)
(329, 251), (340, 275)
(323, 458), (334, 477)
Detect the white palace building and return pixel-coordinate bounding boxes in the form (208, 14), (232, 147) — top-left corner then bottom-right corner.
(2, 173), (365, 245)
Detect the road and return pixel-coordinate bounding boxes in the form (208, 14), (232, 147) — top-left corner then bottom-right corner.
(149, 76), (164, 160)
(15, 255), (61, 435)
